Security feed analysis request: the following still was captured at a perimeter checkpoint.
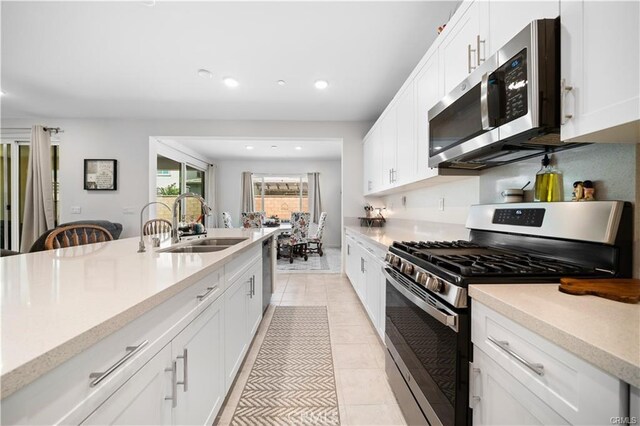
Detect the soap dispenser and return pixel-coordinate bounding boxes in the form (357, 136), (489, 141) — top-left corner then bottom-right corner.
(534, 154), (563, 202)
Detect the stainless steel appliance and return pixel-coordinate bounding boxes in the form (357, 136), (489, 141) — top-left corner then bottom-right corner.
(384, 201), (632, 426)
(262, 237), (273, 313)
(428, 18), (582, 170)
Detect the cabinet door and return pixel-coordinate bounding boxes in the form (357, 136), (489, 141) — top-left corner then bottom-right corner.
(172, 297), (225, 426)
(356, 250), (367, 304)
(560, 1), (639, 142)
(345, 236), (360, 287)
(488, 1), (559, 58)
(415, 50), (442, 180)
(363, 252), (380, 332)
(247, 260), (263, 338)
(380, 110), (397, 188)
(395, 84), (417, 186)
(363, 137), (373, 194)
(472, 348), (569, 426)
(224, 277), (249, 391)
(82, 345), (172, 426)
(439, 1), (489, 94)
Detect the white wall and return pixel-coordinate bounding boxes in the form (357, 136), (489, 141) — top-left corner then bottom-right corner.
(1, 118), (369, 239)
(216, 159), (341, 247)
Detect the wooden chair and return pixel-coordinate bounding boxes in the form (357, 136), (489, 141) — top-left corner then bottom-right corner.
(277, 212), (310, 264)
(143, 219), (172, 236)
(44, 224), (113, 250)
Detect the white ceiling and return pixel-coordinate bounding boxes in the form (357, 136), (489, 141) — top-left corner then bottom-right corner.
(1, 1), (459, 121)
(162, 137), (342, 160)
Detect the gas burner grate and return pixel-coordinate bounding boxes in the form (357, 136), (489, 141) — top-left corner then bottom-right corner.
(432, 253), (592, 276)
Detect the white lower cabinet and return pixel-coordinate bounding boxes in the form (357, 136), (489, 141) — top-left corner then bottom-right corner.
(345, 230), (387, 340)
(171, 297), (225, 426)
(471, 301), (629, 425)
(82, 345), (173, 426)
(83, 296), (226, 426)
(224, 258), (263, 392)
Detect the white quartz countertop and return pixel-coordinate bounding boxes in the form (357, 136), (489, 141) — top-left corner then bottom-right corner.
(345, 222), (469, 250)
(0, 228), (278, 399)
(469, 284), (640, 387)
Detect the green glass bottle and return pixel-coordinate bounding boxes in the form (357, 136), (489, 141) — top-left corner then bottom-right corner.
(534, 154), (563, 202)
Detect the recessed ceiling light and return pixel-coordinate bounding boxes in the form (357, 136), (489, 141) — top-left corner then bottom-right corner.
(223, 77), (239, 88)
(314, 80), (329, 90)
(197, 69), (213, 79)
(245, 145), (254, 150)
(295, 146), (302, 150)
(0, 90), (4, 96)
(277, 80), (286, 86)
(271, 145), (278, 149)
(141, 0), (155, 6)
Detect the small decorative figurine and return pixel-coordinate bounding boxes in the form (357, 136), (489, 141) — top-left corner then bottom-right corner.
(582, 180), (595, 201)
(572, 181), (584, 201)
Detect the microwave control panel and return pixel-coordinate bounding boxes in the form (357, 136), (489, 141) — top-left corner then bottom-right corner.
(502, 49), (528, 122)
(492, 208), (545, 227)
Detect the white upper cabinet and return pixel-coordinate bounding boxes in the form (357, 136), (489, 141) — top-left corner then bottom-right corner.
(560, 0), (640, 143)
(380, 109), (398, 188)
(439, 0), (490, 95)
(395, 84), (417, 185)
(488, 1), (559, 58)
(415, 50), (442, 180)
(363, 128), (383, 194)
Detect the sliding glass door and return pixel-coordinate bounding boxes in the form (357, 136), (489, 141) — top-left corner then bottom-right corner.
(156, 154), (206, 224)
(252, 175), (308, 222)
(0, 141), (60, 251)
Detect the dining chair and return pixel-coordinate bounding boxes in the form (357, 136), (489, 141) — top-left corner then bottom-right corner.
(241, 212), (263, 229)
(307, 212), (327, 257)
(222, 212), (234, 228)
(278, 212), (310, 263)
(143, 219), (172, 236)
(44, 224), (113, 250)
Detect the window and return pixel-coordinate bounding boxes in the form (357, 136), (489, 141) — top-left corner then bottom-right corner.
(1, 141), (60, 251)
(252, 175), (308, 221)
(155, 154), (206, 223)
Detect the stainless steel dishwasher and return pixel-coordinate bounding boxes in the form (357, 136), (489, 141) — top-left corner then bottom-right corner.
(262, 237), (272, 313)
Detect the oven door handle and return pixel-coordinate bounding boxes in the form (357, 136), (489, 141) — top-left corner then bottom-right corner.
(383, 268), (458, 332)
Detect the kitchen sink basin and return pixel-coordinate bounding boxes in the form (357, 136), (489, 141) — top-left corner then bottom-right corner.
(190, 238), (248, 246)
(161, 245), (230, 254)
(159, 237), (248, 254)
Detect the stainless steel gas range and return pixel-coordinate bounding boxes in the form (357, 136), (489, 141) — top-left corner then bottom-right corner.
(384, 202), (632, 426)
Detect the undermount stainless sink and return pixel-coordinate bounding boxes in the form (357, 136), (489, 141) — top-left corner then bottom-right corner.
(162, 245), (230, 254)
(159, 237), (248, 254)
(189, 238), (248, 247)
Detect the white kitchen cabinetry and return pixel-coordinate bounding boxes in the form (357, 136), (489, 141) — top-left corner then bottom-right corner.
(171, 297), (225, 426)
(415, 50), (442, 180)
(471, 301), (628, 425)
(471, 348), (569, 426)
(81, 345), (173, 426)
(439, 0), (489, 95)
(488, 1), (559, 58)
(345, 230), (387, 340)
(560, 0), (639, 143)
(247, 260), (263, 338)
(395, 84), (417, 186)
(363, 127), (383, 195)
(381, 109), (398, 188)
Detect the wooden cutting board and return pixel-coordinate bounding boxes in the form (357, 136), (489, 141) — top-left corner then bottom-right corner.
(559, 278), (640, 304)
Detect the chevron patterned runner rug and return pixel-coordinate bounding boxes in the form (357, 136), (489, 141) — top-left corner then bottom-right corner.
(231, 306), (340, 425)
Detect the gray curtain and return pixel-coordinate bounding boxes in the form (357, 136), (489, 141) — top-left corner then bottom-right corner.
(241, 171), (254, 213)
(308, 172), (322, 223)
(21, 125), (55, 251)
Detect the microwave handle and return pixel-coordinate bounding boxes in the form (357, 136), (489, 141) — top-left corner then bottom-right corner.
(480, 72), (493, 131)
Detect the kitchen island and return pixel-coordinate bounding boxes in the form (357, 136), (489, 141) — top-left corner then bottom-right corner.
(1, 227), (277, 425)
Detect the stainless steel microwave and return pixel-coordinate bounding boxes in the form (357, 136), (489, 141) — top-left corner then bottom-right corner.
(428, 18), (581, 170)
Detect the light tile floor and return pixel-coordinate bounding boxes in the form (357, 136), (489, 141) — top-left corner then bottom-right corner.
(216, 273), (406, 426)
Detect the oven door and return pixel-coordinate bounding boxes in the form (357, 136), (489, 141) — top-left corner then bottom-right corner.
(383, 267), (470, 426)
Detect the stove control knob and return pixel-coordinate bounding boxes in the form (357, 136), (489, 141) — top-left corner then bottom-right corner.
(427, 277), (444, 293)
(392, 257), (402, 268)
(416, 272), (428, 286)
(402, 263), (415, 275)
(385, 253), (394, 263)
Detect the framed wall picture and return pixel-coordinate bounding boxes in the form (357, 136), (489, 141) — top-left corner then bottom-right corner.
(84, 159), (117, 190)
